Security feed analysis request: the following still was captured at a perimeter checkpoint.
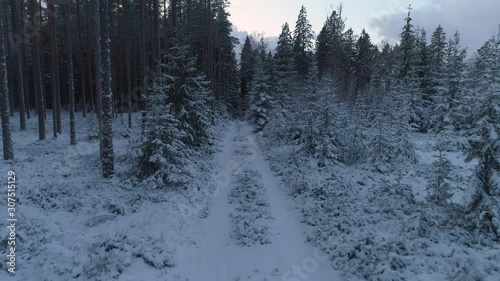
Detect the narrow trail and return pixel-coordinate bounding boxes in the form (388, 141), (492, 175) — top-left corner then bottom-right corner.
(172, 121), (343, 281)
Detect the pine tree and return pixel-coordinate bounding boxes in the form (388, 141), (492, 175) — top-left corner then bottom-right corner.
(298, 59), (320, 156)
(427, 139), (453, 205)
(292, 5), (314, 80)
(428, 25), (449, 131)
(135, 79), (189, 187)
(239, 36), (254, 117)
(249, 42), (273, 132)
(354, 29), (376, 95)
(274, 23), (295, 102)
(465, 62), (500, 238)
(64, 1), (76, 145)
(398, 5), (417, 80)
(30, 0), (45, 140)
(100, 0), (115, 178)
(314, 78), (342, 165)
(163, 44), (213, 147)
(0, 8), (14, 160)
(212, 0), (239, 111)
(9, 0), (26, 131)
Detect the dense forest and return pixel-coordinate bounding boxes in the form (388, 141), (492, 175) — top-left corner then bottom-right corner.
(0, 0), (499, 280)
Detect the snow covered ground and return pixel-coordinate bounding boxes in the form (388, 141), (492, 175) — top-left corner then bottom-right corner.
(259, 128), (500, 281)
(0, 115), (346, 280)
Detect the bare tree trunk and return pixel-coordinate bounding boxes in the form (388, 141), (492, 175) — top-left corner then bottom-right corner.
(39, 0), (46, 121)
(0, 7), (14, 160)
(77, 0), (86, 117)
(64, 0), (76, 145)
(9, 0), (26, 130)
(48, 0), (59, 138)
(21, 0), (30, 119)
(153, 0), (160, 77)
(94, 0), (103, 156)
(140, 0), (147, 111)
(100, 0), (114, 178)
(31, 0), (45, 140)
(124, 0), (132, 128)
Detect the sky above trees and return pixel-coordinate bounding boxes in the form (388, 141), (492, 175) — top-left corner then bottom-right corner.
(229, 0), (500, 54)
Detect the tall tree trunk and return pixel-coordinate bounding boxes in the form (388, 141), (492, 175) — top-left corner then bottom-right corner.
(94, 0), (103, 154)
(39, 0), (46, 121)
(48, 0), (59, 138)
(20, 0), (30, 119)
(124, 0), (132, 128)
(9, 0), (26, 130)
(153, 0), (160, 77)
(100, 0), (114, 178)
(77, 0), (86, 117)
(140, 0), (147, 111)
(64, 1), (76, 145)
(31, 0), (45, 140)
(0, 8), (14, 160)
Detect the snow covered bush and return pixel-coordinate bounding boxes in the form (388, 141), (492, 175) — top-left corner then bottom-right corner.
(228, 169), (272, 246)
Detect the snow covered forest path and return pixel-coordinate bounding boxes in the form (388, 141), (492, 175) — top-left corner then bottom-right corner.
(172, 121), (343, 281)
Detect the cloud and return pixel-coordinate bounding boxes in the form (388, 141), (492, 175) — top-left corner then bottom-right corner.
(368, 0), (500, 55)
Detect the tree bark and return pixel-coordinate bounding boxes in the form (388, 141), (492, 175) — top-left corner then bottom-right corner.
(9, 0), (26, 130)
(48, 0), (59, 138)
(64, 0), (76, 145)
(31, 0), (46, 140)
(140, 0), (147, 112)
(77, 0), (86, 117)
(94, 0), (103, 155)
(100, 0), (114, 178)
(153, 0), (160, 77)
(0, 6), (14, 160)
(124, 0), (132, 128)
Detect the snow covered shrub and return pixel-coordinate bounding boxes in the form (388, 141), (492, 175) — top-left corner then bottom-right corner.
(83, 233), (175, 280)
(83, 234), (131, 280)
(228, 170), (272, 246)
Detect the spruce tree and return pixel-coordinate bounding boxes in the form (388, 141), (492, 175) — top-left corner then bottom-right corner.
(163, 44), (213, 147)
(292, 5), (314, 80)
(427, 139), (453, 205)
(249, 42), (273, 132)
(0, 9), (14, 160)
(135, 79), (189, 187)
(239, 36), (254, 117)
(465, 39), (500, 237)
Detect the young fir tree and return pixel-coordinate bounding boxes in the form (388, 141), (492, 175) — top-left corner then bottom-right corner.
(437, 31), (468, 133)
(264, 23), (295, 140)
(135, 78), (189, 187)
(163, 44), (213, 147)
(0, 10), (14, 160)
(428, 25), (450, 132)
(314, 78), (342, 166)
(274, 23), (295, 103)
(239, 36), (254, 117)
(354, 29), (376, 95)
(249, 41), (273, 132)
(427, 138), (453, 205)
(298, 59), (320, 156)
